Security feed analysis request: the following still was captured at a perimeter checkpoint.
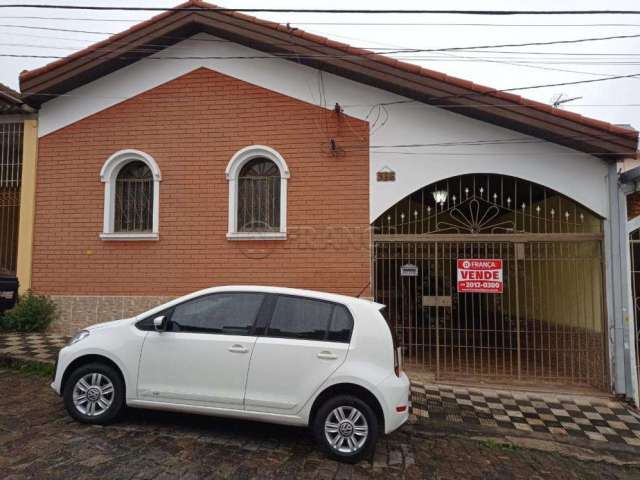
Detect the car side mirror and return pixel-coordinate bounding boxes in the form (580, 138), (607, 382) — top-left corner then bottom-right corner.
(153, 315), (167, 332)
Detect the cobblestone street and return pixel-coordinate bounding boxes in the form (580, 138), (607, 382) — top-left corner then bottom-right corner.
(2, 368), (640, 479)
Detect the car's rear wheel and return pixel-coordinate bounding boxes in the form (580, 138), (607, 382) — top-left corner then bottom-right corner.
(313, 395), (379, 463)
(63, 362), (124, 424)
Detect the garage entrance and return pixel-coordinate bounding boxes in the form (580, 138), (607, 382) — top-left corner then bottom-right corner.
(373, 174), (608, 390)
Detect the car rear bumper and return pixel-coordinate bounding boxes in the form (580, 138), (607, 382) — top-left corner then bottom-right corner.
(378, 371), (411, 434)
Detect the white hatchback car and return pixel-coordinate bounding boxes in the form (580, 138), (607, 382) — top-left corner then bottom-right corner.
(52, 286), (410, 462)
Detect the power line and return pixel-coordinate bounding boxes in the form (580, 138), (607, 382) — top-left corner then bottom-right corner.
(10, 45), (640, 69)
(2, 27), (638, 82)
(1, 6), (640, 15)
(286, 22), (640, 27)
(3, 23), (639, 101)
(5, 17), (640, 27)
(0, 15), (141, 22)
(338, 73), (640, 108)
(6, 54), (636, 101)
(0, 24), (114, 35)
(341, 33), (640, 51)
(5, 47), (640, 73)
(6, 86), (637, 108)
(355, 151), (633, 156)
(6, 41), (640, 63)
(454, 50), (640, 57)
(332, 128), (640, 152)
(433, 73), (640, 101)
(1, 27), (639, 55)
(318, 28), (640, 81)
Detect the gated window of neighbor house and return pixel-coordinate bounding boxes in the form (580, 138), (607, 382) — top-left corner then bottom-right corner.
(0, 121), (23, 276)
(114, 160), (154, 233)
(237, 158), (281, 232)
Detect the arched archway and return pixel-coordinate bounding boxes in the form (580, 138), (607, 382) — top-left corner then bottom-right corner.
(373, 173), (602, 235)
(373, 173), (608, 390)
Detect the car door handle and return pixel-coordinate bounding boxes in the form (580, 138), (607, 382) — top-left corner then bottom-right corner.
(228, 344), (249, 354)
(317, 351), (338, 360)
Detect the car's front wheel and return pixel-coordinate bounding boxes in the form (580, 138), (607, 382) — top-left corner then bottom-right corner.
(63, 362), (124, 424)
(313, 395), (379, 463)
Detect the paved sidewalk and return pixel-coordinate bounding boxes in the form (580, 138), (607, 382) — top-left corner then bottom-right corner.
(411, 383), (640, 447)
(0, 332), (68, 362)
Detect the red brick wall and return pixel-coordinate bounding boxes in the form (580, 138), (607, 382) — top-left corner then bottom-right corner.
(629, 192), (640, 220)
(33, 68), (371, 297)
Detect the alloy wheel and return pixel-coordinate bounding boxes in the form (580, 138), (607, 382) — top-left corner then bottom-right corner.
(324, 406), (369, 454)
(72, 373), (114, 417)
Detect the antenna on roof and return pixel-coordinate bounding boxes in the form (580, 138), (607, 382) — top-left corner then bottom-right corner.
(551, 92), (583, 108)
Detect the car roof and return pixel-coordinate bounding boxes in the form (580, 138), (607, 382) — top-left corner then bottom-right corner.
(184, 285), (384, 310)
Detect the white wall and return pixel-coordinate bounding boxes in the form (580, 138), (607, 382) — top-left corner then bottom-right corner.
(38, 33), (610, 219)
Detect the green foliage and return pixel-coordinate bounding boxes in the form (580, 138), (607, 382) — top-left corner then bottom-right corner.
(0, 292), (58, 332)
(479, 438), (517, 451)
(0, 357), (54, 378)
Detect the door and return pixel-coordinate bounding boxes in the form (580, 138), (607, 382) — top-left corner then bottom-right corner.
(137, 292), (265, 408)
(244, 295), (353, 414)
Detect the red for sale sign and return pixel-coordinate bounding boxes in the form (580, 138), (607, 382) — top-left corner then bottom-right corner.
(457, 259), (503, 293)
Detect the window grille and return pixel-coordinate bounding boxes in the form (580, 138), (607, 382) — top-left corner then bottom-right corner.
(114, 161), (153, 233)
(373, 174), (608, 389)
(0, 122), (23, 275)
(237, 158), (281, 232)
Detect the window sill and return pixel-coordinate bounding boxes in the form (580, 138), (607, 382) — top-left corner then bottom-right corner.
(226, 232), (287, 241)
(100, 232), (159, 241)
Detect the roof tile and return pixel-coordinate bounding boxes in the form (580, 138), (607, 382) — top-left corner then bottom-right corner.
(18, 0), (638, 144)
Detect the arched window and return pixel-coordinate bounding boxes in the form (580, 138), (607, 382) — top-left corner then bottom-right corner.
(100, 149), (161, 240)
(226, 146), (289, 240)
(237, 158), (280, 233)
(115, 161), (153, 233)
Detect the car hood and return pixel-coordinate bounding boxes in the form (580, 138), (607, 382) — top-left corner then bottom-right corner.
(87, 317), (133, 331)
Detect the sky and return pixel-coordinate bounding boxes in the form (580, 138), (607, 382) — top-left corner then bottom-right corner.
(0, 0), (639, 129)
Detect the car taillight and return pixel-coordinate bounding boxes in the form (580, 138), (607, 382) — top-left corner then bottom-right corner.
(393, 336), (401, 377)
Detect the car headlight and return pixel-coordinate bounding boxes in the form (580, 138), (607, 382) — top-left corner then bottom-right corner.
(68, 329), (90, 346)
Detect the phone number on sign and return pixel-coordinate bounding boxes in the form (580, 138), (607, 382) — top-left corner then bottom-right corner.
(460, 281), (501, 289)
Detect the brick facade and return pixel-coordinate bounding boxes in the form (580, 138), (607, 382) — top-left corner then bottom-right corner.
(33, 68), (370, 332)
(629, 191), (640, 220)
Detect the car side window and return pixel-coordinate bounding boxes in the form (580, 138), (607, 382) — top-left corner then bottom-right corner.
(267, 295), (351, 342)
(327, 305), (354, 343)
(170, 293), (265, 335)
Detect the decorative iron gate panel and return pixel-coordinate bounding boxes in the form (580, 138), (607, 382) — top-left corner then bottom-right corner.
(372, 173), (608, 390)
(0, 122), (23, 276)
(374, 237), (608, 389)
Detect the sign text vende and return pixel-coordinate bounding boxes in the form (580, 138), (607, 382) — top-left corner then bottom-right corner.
(457, 258), (503, 293)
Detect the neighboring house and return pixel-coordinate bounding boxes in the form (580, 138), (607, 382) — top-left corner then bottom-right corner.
(0, 83), (36, 312)
(621, 159), (640, 402)
(14, 1), (640, 402)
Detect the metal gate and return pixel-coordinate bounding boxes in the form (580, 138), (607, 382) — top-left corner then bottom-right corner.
(0, 121), (23, 276)
(373, 174), (608, 389)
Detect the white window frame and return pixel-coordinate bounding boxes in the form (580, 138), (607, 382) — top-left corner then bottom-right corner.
(99, 149), (161, 241)
(226, 145), (289, 240)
